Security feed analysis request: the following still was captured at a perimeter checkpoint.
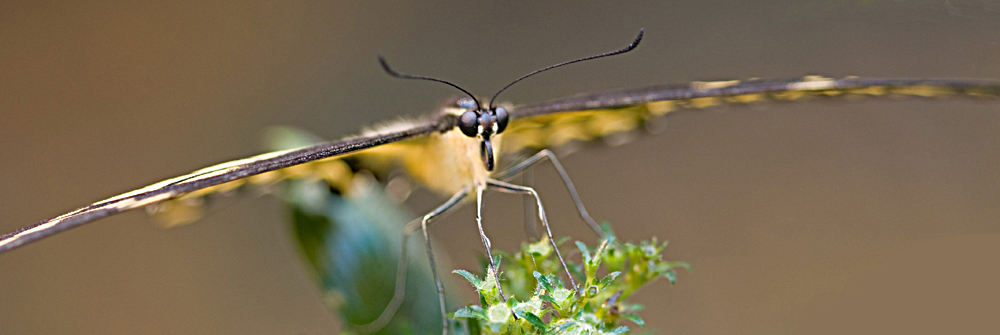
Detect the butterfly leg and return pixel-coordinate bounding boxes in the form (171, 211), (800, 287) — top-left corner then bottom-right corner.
(354, 188), (468, 335)
(475, 186), (511, 304)
(352, 221), (414, 334)
(521, 168), (540, 241)
(487, 178), (578, 290)
(401, 187), (471, 335)
(497, 149), (604, 237)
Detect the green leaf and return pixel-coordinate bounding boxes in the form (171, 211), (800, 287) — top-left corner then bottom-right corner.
(599, 271), (621, 288)
(282, 161), (448, 334)
(551, 287), (574, 302)
(606, 325), (630, 335)
(506, 296), (518, 308)
(454, 306), (489, 321)
(575, 241), (592, 263)
(552, 320), (575, 333)
(555, 236), (572, 246)
(466, 318), (482, 335)
(533, 271), (553, 291)
(599, 222), (616, 237)
(514, 310), (547, 331)
(622, 313), (646, 327)
(453, 269), (485, 288)
(664, 260), (692, 271)
(538, 294), (558, 306)
(603, 247), (626, 273)
(593, 238), (612, 258)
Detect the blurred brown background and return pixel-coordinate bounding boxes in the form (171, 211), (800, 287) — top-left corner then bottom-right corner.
(2, 1), (1000, 334)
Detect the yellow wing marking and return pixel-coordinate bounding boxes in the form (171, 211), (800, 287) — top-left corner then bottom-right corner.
(725, 94), (766, 104)
(147, 127), (480, 227)
(502, 76), (997, 155)
(146, 155), (364, 227)
(148, 134), (431, 227)
(503, 107), (647, 154)
(889, 85), (956, 97)
(148, 76), (999, 227)
(691, 80), (740, 91)
(646, 100), (677, 115)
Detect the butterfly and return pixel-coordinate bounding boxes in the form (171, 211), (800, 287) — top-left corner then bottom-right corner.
(2, 29), (999, 334)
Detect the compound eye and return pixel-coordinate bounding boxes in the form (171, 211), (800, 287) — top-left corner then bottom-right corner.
(458, 110), (479, 137)
(494, 107), (509, 133)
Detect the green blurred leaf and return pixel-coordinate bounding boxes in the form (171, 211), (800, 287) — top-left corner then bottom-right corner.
(599, 222), (616, 237)
(664, 270), (677, 285)
(664, 261), (692, 271)
(607, 325), (630, 335)
(599, 271), (621, 289)
(274, 129), (690, 334)
(274, 127), (455, 335)
(623, 313), (646, 327)
(514, 310), (547, 331)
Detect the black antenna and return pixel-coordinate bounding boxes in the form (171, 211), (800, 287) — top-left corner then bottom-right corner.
(488, 29), (644, 110)
(378, 54), (483, 112)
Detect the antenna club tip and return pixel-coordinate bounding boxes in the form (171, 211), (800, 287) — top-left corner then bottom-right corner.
(630, 29), (644, 48)
(377, 54), (401, 76)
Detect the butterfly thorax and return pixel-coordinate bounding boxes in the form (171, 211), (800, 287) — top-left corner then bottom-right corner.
(405, 105), (504, 195)
(350, 102), (503, 199)
(438, 127), (498, 192)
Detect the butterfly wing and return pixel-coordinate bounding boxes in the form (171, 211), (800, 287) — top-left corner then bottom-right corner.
(0, 120), (449, 254)
(502, 77), (1000, 154)
(5, 76), (1000, 254)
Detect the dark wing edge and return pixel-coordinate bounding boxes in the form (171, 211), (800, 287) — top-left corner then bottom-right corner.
(0, 119), (451, 255)
(510, 77), (1000, 118)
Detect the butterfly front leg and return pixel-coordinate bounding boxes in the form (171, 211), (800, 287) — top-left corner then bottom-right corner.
(497, 149), (605, 237)
(487, 178), (579, 291)
(474, 186), (513, 305)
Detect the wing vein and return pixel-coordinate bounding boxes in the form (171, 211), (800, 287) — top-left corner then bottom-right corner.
(510, 77), (1000, 118)
(0, 120), (446, 254)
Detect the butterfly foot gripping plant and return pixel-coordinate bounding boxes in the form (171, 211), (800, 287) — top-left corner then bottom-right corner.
(452, 226), (690, 335)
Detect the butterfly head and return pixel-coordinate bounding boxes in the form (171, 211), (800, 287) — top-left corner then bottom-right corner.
(378, 29), (643, 172)
(458, 106), (508, 171)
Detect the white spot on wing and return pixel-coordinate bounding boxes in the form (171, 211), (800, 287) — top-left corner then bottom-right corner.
(691, 80), (740, 91)
(362, 119), (422, 136)
(788, 79), (838, 91)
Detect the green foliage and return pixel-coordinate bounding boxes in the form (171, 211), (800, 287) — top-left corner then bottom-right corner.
(452, 228), (689, 334)
(274, 127), (689, 335)
(274, 127), (451, 334)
